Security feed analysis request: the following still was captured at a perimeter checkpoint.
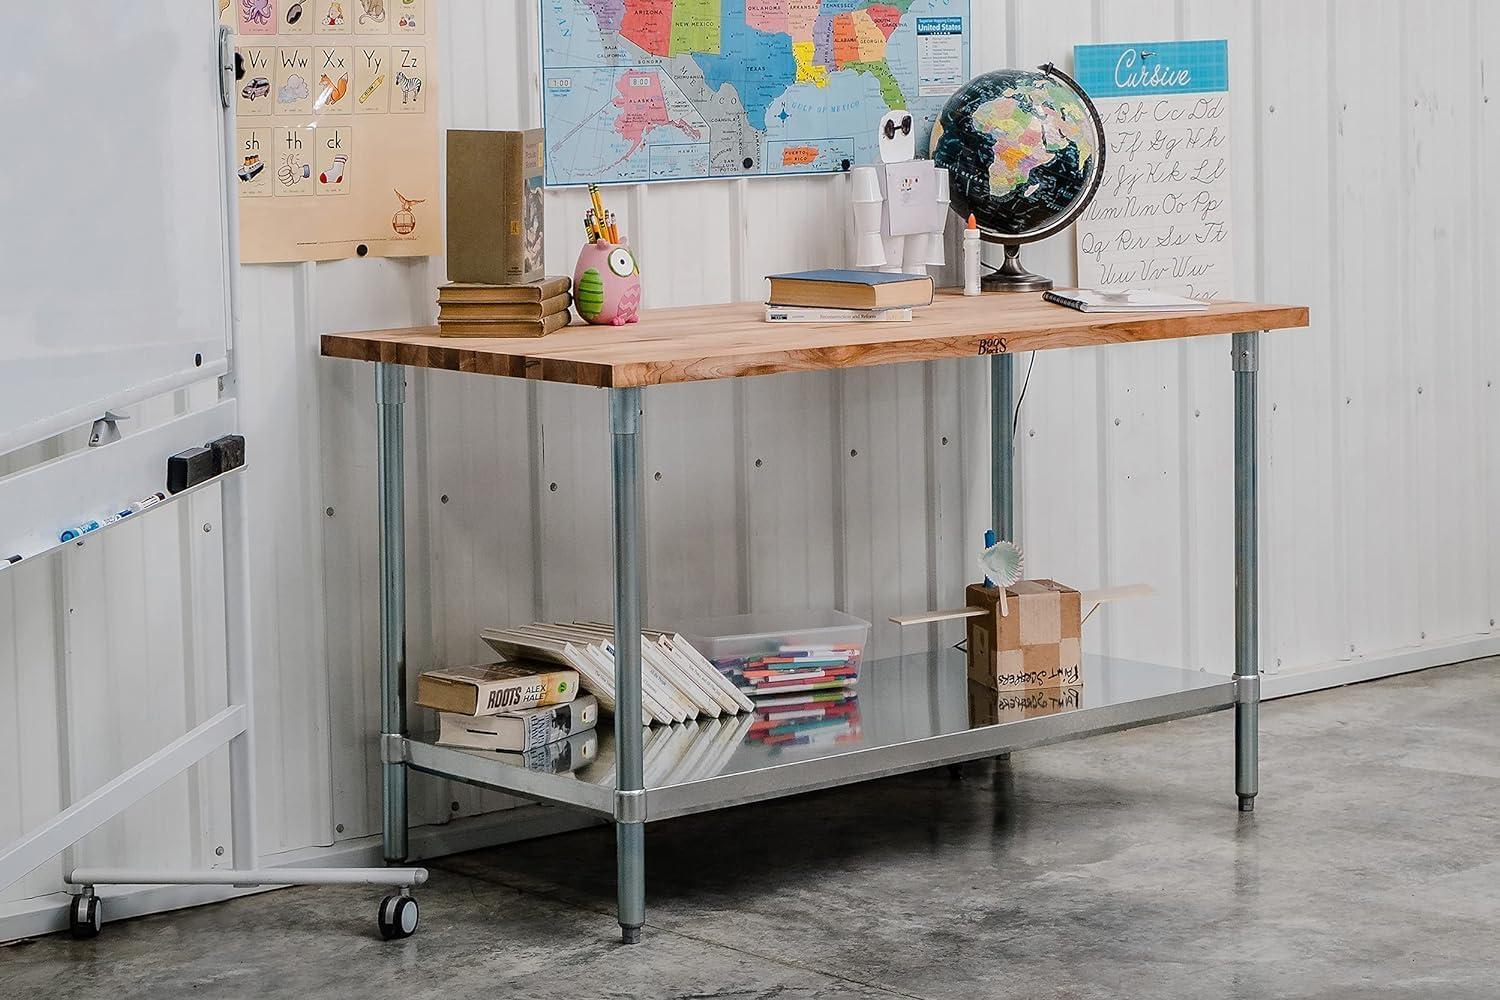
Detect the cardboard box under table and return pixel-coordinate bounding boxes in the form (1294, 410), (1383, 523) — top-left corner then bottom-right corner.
(965, 580), (1082, 692)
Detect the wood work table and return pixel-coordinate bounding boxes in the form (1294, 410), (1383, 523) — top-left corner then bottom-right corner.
(322, 287), (1309, 946)
(321, 290), (1309, 387)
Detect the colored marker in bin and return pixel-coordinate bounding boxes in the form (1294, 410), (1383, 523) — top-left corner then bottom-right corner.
(713, 643), (864, 696)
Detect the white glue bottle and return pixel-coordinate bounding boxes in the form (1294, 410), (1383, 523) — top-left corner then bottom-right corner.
(963, 213), (982, 296)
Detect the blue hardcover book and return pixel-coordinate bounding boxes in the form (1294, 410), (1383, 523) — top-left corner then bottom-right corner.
(765, 269), (935, 310)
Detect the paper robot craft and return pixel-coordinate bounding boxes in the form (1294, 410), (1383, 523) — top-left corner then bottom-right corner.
(850, 111), (952, 274)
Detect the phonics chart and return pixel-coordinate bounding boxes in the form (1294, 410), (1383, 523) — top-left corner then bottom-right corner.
(226, 0), (441, 262)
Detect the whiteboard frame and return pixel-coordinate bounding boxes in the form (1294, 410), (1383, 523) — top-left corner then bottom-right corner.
(0, 21), (426, 931)
(0, 5), (236, 459)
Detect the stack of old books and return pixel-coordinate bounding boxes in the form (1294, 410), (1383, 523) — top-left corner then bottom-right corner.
(417, 660), (600, 774)
(437, 276), (573, 338)
(479, 622), (756, 725)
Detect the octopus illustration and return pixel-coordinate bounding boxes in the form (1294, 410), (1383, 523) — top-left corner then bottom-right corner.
(242, 0), (273, 26)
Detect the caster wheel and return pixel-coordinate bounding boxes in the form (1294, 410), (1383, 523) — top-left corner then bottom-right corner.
(377, 894), (419, 940)
(69, 893), (102, 940)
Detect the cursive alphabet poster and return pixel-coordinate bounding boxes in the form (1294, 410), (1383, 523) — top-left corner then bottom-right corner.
(1072, 40), (1232, 299)
(224, 0), (441, 262)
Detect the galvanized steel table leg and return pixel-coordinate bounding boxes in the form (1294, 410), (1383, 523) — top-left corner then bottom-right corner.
(991, 353), (1015, 541)
(377, 363), (410, 861)
(990, 351), (1016, 764)
(610, 387), (646, 943)
(1232, 333), (1260, 812)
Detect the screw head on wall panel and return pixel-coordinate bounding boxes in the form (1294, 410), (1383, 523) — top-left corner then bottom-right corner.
(336, 824), (344, 833)
(549, 483), (558, 492)
(203, 523), (213, 533)
(440, 495), (449, 504)
(215, 846), (225, 857)
(326, 506), (336, 516)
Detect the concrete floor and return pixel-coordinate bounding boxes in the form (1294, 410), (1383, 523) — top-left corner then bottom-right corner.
(2, 659), (1496, 999)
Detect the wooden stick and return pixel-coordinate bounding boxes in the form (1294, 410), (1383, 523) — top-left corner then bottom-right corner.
(892, 584), (1155, 628)
(888, 607), (987, 627)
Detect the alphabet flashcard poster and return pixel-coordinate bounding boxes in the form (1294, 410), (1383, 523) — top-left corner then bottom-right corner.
(1072, 40), (1234, 299)
(225, 0), (441, 262)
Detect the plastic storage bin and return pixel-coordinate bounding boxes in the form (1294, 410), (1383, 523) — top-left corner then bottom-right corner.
(676, 609), (871, 697)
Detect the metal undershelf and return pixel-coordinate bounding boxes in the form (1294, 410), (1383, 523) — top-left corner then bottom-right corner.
(395, 649), (1236, 823)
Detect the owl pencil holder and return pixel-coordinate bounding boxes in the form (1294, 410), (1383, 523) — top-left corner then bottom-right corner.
(573, 239), (642, 326)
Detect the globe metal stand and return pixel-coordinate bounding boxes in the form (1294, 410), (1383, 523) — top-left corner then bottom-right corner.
(983, 243), (1053, 293)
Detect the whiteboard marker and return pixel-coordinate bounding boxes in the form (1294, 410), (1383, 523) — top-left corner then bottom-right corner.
(130, 492), (167, 514)
(59, 520), (101, 543)
(101, 492), (168, 527)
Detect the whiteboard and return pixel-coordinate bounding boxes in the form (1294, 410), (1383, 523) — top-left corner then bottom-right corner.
(0, 6), (233, 457)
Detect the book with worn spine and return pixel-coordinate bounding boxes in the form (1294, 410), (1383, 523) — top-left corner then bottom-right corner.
(765, 269), (934, 310)
(416, 661), (579, 717)
(446, 129), (545, 285)
(439, 276), (570, 304)
(437, 695), (599, 752)
(438, 294), (572, 322)
(437, 311), (573, 339)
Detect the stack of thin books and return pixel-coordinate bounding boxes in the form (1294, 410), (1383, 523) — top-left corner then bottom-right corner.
(479, 621), (756, 725)
(438, 275), (573, 338)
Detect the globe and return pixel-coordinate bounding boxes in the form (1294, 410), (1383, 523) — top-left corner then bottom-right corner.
(931, 64), (1105, 290)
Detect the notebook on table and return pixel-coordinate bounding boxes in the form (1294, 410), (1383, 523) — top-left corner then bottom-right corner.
(1043, 289), (1210, 312)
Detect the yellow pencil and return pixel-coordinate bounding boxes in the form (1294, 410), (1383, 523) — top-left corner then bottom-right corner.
(588, 184), (606, 225)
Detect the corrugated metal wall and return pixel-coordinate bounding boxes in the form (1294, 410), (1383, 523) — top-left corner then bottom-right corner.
(3, 0), (1497, 921)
